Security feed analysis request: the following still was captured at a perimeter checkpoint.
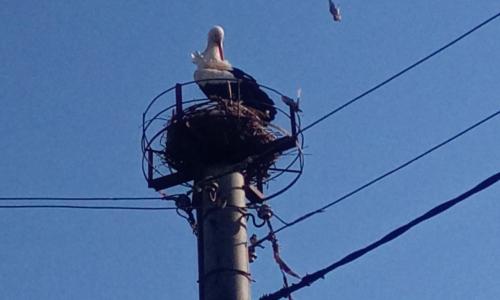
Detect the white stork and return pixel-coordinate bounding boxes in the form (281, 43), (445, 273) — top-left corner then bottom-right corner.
(192, 26), (277, 121)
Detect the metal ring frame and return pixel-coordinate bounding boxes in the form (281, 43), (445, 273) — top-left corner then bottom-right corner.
(141, 79), (305, 201)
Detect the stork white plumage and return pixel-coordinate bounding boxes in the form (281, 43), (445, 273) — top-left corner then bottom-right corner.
(192, 26), (277, 121)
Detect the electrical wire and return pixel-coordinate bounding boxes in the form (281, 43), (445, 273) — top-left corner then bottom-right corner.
(299, 11), (500, 134)
(259, 109), (499, 242)
(0, 205), (177, 210)
(260, 172), (500, 300)
(0, 196), (177, 201)
(272, 212), (291, 226)
(0, 195), (188, 210)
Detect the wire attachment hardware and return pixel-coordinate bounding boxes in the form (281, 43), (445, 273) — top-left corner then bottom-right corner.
(248, 234), (264, 263)
(255, 208), (301, 282)
(172, 194), (197, 235)
(257, 204), (274, 221)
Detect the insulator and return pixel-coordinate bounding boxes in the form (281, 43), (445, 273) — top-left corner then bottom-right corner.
(175, 194), (191, 209)
(204, 181), (219, 202)
(257, 204), (273, 220)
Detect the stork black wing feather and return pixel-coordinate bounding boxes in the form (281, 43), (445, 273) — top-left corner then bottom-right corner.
(231, 67), (258, 83)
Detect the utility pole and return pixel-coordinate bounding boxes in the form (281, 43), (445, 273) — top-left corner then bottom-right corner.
(196, 167), (250, 300)
(143, 82), (299, 300)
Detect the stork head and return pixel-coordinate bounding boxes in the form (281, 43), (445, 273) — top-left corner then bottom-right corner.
(207, 25), (225, 61)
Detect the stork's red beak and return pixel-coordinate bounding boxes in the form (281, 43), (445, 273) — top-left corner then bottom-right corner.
(217, 40), (224, 61)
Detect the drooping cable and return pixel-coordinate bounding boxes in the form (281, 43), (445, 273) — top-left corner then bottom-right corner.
(260, 172), (500, 300)
(267, 109), (499, 238)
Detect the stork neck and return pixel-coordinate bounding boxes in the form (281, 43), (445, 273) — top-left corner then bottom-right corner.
(204, 42), (223, 61)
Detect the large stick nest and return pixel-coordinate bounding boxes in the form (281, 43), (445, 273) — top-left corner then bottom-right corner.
(163, 100), (278, 179)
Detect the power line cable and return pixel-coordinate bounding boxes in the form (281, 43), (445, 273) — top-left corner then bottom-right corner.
(266, 109), (499, 238)
(0, 196), (167, 201)
(0, 205), (177, 210)
(299, 11), (500, 134)
(260, 172), (500, 300)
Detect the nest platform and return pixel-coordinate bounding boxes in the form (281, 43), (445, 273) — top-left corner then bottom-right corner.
(163, 100), (278, 180)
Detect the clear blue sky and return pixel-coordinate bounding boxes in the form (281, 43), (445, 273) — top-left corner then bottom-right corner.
(1, 1), (499, 299)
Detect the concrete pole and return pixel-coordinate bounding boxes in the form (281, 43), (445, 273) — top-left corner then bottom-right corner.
(196, 167), (250, 300)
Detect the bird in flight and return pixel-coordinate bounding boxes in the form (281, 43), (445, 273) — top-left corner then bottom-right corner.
(329, 0), (342, 22)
